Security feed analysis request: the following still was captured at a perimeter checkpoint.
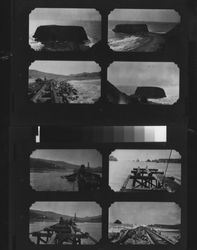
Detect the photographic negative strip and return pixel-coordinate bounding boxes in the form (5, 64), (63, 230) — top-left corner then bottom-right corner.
(37, 126), (167, 143)
(109, 150), (181, 193)
(109, 202), (181, 245)
(29, 8), (101, 52)
(28, 61), (101, 104)
(29, 202), (102, 245)
(107, 62), (179, 105)
(108, 9), (180, 52)
(30, 149), (102, 191)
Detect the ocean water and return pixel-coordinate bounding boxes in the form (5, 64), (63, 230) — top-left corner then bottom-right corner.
(29, 221), (101, 245)
(68, 79), (101, 104)
(116, 85), (179, 105)
(29, 20), (101, 51)
(30, 169), (78, 191)
(77, 222), (102, 244)
(154, 228), (180, 242)
(109, 161), (181, 192)
(31, 168), (102, 191)
(108, 21), (178, 52)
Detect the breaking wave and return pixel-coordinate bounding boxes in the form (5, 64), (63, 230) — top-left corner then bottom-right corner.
(108, 35), (145, 52)
(29, 35), (94, 51)
(108, 33), (164, 52)
(29, 36), (44, 51)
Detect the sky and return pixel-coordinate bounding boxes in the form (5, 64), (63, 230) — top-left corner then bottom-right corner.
(31, 202), (101, 217)
(110, 149), (181, 162)
(30, 8), (101, 21)
(30, 149), (102, 168)
(109, 9), (180, 23)
(108, 62), (179, 96)
(29, 8), (101, 35)
(30, 61), (100, 75)
(109, 202), (181, 225)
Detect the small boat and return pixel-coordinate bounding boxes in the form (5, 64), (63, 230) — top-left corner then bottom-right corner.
(61, 164), (102, 191)
(62, 173), (77, 182)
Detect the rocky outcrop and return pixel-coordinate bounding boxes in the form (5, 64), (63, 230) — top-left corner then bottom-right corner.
(113, 24), (148, 34)
(109, 155), (118, 161)
(33, 25), (89, 43)
(114, 220), (122, 224)
(134, 87), (166, 99)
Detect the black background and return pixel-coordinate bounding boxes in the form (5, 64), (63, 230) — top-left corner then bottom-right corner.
(1, 0), (197, 249)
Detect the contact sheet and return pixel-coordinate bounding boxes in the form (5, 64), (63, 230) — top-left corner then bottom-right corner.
(10, 0), (189, 249)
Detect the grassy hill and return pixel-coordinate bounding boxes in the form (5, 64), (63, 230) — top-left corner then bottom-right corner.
(29, 69), (100, 82)
(30, 209), (101, 223)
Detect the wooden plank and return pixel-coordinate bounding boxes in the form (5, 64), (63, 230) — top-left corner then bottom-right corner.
(48, 233), (57, 244)
(120, 175), (131, 191)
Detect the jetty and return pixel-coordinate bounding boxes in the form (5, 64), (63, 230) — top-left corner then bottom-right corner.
(30, 217), (98, 245)
(109, 225), (178, 245)
(120, 167), (180, 193)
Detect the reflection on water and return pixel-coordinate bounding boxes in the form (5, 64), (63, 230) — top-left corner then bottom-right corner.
(109, 161), (181, 191)
(30, 170), (78, 191)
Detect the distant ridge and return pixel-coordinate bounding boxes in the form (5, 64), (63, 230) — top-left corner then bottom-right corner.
(30, 158), (101, 172)
(30, 209), (101, 223)
(109, 155), (118, 161)
(30, 158), (80, 172)
(148, 224), (180, 229)
(149, 158), (181, 163)
(29, 69), (100, 82)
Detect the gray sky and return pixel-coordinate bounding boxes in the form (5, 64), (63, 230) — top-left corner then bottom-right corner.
(30, 149), (102, 168)
(109, 9), (180, 23)
(31, 202), (101, 217)
(110, 149), (180, 162)
(109, 202), (181, 225)
(30, 8), (101, 21)
(108, 62), (179, 96)
(29, 8), (101, 36)
(30, 61), (100, 75)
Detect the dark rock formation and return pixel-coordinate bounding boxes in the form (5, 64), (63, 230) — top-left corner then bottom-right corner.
(114, 219), (122, 224)
(33, 25), (89, 43)
(113, 24), (148, 34)
(135, 87), (166, 99)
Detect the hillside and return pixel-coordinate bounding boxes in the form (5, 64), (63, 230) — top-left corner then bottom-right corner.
(30, 158), (80, 172)
(30, 158), (102, 173)
(30, 209), (101, 223)
(29, 69), (100, 82)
